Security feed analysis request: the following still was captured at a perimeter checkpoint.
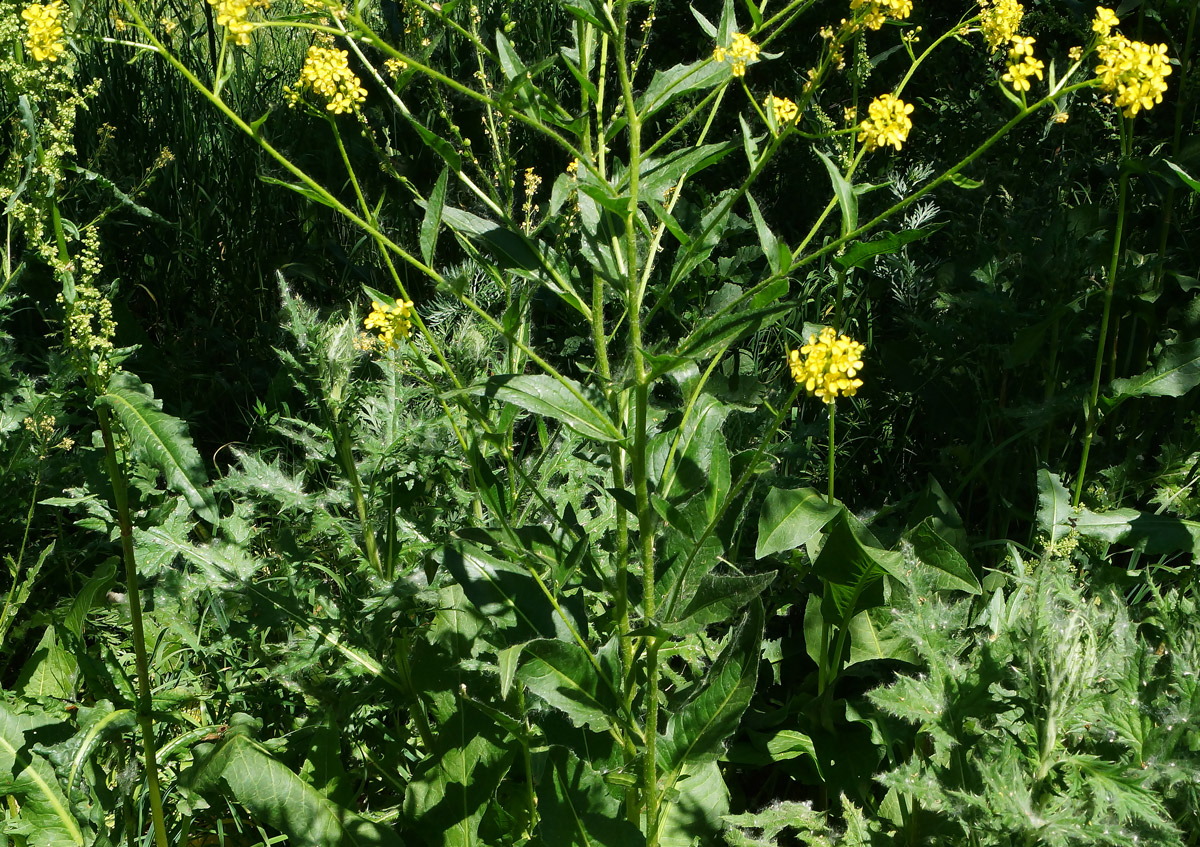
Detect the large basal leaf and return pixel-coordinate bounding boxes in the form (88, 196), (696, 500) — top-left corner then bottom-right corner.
(517, 639), (621, 733)
(1110, 338), (1200, 400)
(182, 724), (401, 847)
(97, 372), (218, 524)
(535, 747), (645, 847)
(648, 393), (730, 499)
(404, 710), (512, 847)
(440, 544), (585, 644)
(0, 700), (88, 847)
(756, 487), (841, 559)
(470, 374), (621, 443)
(812, 512), (904, 624)
(1073, 507), (1200, 559)
(658, 598), (764, 775)
(903, 519), (981, 594)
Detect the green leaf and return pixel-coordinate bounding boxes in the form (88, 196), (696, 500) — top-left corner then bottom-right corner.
(815, 149), (857, 234)
(65, 703), (136, 803)
(833, 226), (942, 271)
(259, 174), (340, 211)
(1165, 160), (1200, 193)
(1036, 468), (1072, 548)
(420, 167), (449, 267)
(470, 374), (620, 442)
(755, 487), (841, 559)
(63, 561), (116, 640)
(1110, 338), (1200, 400)
(747, 194), (782, 275)
(495, 29), (526, 81)
(537, 747), (645, 847)
(441, 206), (541, 271)
(947, 172), (984, 189)
(813, 512), (903, 623)
(904, 519), (981, 594)
(1073, 508), (1200, 559)
(15, 627), (75, 700)
(662, 572), (775, 634)
(67, 166), (170, 224)
(517, 639), (620, 732)
(638, 142), (737, 204)
(659, 599), (764, 773)
(636, 60), (727, 121)
(0, 700), (87, 847)
(97, 372), (218, 524)
(655, 760), (730, 847)
(182, 725), (401, 847)
(440, 544), (584, 644)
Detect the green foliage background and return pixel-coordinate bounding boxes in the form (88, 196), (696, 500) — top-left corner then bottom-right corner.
(1, 0), (1199, 844)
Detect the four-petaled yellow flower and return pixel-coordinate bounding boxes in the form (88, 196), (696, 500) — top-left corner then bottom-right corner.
(21, 1), (66, 62)
(712, 32), (760, 77)
(857, 93), (914, 152)
(1092, 6), (1119, 37)
(849, 0), (912, 31)
(978, 0), (1023, 53)
(1092, 9), (1171, 118)
(1002, 35), (1044, 92)
(788, 327), (865, 404)
(298, 45), (368, 114)
(207, 0), (268, 46)
(765, 94), (798, 127)
(364, 299), (415, 349)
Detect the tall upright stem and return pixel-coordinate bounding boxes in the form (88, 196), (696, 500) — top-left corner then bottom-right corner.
(97, 407), (169, 847)
(827, 404), (836, 504)
(1074, 125), (1131, 508)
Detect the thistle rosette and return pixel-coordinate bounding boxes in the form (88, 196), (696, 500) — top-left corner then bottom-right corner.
(788, 327), (865, 404)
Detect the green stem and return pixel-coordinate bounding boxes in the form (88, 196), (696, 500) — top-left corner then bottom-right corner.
(1073, 123), (1131, 508)
(97, 407), (169, 847)
(827, 403), (836, 504)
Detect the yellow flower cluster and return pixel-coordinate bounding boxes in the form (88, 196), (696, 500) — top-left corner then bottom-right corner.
(765, 94), (798, 127)
(1002, 35), (1044, 92)
(21, 1), (66, 62)
(857, 93), (914, 152)
(978, 0), (1023, 53)
(1092, 8), (1171, 118)
(298, 45), (368, 114)
(364, 299), (415, 349)
(207, 0), (267, 46)
(712, 32), (760, 77)
(788, 328), (865, 404)
(849, 0), (912, 31)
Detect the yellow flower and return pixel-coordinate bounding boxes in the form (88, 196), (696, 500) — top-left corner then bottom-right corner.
(849, 0), (912, 31)
(978, 0), (1023, 53)
(765, 94), (798, 127)
(1092, 6), (1119, 37)
(857, 93), (914, 152)
(788, 327), (865, 403)
(1094, 33), (1171, 117)
(1002, 35), (1044, 92)
(298, 45), (368, 113)
(21, 1), (66, 62)
(207, 0), (268, 45)
(384, 57), (408, 76)
(713, 32), (760, 77)
(364, 299), (415, 349)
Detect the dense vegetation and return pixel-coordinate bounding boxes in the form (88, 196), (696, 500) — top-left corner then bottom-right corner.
(2, 0), (1198, 844)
